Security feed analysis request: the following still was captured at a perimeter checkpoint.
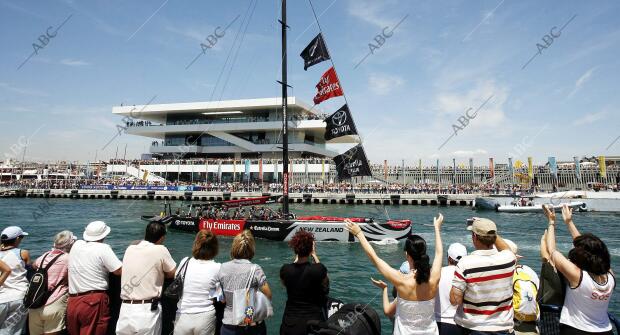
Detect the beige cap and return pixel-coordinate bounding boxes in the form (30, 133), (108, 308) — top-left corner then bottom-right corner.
(467, 218), (497, 237)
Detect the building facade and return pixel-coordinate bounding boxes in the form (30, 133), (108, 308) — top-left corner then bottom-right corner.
(113, 97), (357, 160)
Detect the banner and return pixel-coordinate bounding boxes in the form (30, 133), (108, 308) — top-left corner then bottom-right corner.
(321, 159), (325, 180)
(217, 161), (222, 183)
(548, 157), (558, 177)
(452, 158), (456, 181)
(142, 170), (149, 182)
(436, 159), (440, 183)
(258, 159), (263, 182)
(313, 67), (343, 105)
(233, 160), (237, 182)
(384, 160), (388, 180)
(469, 158), (474, 182)
(300, 33), (330, 70)
(324, 104), (358, 140)
(489, 158), (495, 179)
(574, 156), (581, 181)
(244, 159), (251, 181)
(508, 157), (514, 180)
(527, 157), (533, 179)
(333, 145), (372, 179)
(599, 156), (607, 178)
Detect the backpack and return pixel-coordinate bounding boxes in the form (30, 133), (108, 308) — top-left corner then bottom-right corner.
(308, 303), (381, 335)
(23, 252), (64, 309)
(513, 266), (539, 322)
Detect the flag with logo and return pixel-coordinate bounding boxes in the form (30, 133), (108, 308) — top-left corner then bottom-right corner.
(324, 104), (357, 140)
(258, 159), (263, 182)
(313, 67), (343, 105)
(527, 157), (533, 179)
(469, 158), (474, 181)
(300, 33), (330, 70)
(142, 170), (149, 182)
(333, 145), (372, 179)
(489, 158), (495, 178)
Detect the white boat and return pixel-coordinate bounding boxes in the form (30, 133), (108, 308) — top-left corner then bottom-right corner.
(475, 191), (620, 212)
(496, 201), (587, 213)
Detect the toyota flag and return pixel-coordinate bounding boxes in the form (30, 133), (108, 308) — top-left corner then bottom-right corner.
(313, 66), (343, 105)
(324, 104), (358, 141)
(300, 33), (330, 70)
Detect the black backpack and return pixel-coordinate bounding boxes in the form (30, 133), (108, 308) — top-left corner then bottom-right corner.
(308, 303), (381, 335)
(23, 252), (63, 309)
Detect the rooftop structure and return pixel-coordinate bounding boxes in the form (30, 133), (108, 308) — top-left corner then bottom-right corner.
(112, 97), (358, 160)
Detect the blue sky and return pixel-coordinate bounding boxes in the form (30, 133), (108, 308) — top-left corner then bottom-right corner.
(0, 0), (618, 165)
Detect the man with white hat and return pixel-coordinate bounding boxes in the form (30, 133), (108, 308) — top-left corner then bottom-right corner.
(435, 242), (467, 334)
(450, 218), (517, 334)
(504, 239), (540, 335)
(0, 226), (30, 335)
(67, 221), (122, 335)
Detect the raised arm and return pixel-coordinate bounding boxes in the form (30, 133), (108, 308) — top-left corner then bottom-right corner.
(345, 219), (403, 286)
(540, 230), (552, 265)
(494, 234), (510, 253)
(544, 205), (581, 287)
(371, 278), (397, 317)
(561, 204), (581, 239)
(429, 214), (444, 286)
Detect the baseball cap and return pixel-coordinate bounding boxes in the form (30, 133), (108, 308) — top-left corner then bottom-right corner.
(1, 226), (29, 241)
(448, 243), (467, 261)
(503, 239), (523, 258)
(467, 218), (497, 237)
(399, 261), (410, 274)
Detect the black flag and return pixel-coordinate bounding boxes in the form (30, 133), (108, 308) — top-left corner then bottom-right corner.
(300, 33), (330, 70)
(333, 144), (372, 180)
(324, 104), (358, 141)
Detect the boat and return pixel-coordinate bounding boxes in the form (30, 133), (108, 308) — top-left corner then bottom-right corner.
(475, 191), (620, 212)
(496, 201), (587, 213)
(143, 197), (412, 242)
(141, 0), (413, 242)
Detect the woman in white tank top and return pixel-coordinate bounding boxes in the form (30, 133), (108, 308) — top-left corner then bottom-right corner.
(346, 214), (444, 335)
(544, 204), (614, 335)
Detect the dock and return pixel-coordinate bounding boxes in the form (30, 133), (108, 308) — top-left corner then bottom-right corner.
(19, 189), (477, 206)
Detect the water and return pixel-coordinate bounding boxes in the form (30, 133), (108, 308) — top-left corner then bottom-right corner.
(2, 198), (619, 334)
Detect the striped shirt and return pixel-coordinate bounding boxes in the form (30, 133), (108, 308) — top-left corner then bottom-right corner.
(452, 249), (516, 332)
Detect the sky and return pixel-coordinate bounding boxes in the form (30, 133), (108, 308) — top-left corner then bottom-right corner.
(0, 0), (618, 165)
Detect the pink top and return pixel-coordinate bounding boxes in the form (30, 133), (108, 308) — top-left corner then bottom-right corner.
(33, 249), (69, 305)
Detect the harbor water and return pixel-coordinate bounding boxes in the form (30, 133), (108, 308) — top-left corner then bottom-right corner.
(1, 198), (619, 334)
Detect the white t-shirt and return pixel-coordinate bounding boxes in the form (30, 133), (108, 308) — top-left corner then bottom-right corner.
(0, 248), (28, 303)
(435, 265), (458, 324)
(68, 240), (122, 294)
(176, 257), (221, 314)
(120, 240), (176, 300)
(560, 271), (614, 332)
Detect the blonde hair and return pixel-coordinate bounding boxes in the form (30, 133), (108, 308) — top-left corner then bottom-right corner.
(231, 230), (255, 260)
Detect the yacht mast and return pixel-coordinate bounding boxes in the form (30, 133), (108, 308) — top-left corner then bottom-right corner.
(279, 0), (290, 215)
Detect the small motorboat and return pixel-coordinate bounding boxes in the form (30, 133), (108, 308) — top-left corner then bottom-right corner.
(496, 201), (587, 213)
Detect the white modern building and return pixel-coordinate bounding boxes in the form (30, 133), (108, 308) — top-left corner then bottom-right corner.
(113, 97), (357, 160)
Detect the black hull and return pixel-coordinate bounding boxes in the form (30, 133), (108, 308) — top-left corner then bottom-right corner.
(152, 216), (412, 242)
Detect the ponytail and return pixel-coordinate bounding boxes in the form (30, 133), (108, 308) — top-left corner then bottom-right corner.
(404, 235), (431, 284)
(413, 254), (431, 284)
